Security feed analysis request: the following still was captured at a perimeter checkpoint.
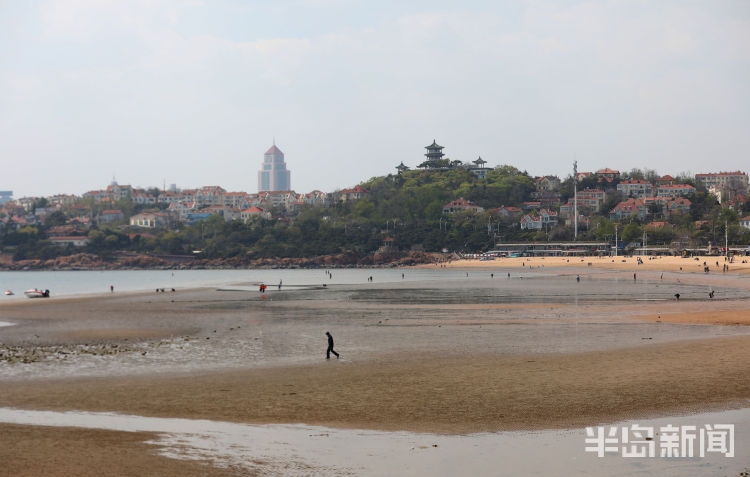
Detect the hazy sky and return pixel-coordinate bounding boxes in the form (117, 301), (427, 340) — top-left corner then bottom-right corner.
(1, 0), (749, 198)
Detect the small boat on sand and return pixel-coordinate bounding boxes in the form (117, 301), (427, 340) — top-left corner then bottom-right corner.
(4, 290), (13, 296)
(24, 289), (50, 298)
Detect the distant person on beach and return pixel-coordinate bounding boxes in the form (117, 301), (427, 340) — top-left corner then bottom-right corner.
(674, 293), (680, 300)
(576, 275), (580, 282)
(278, 280), (282, 290)
(633, 273), (636, 281)
(325, 331), (339, 359)
(110, 285), (114, 293)
(709, 290), (715, 299)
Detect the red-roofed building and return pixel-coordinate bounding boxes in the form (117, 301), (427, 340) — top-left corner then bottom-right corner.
(443, 198), (484, 214)
(130, 212), (169, 228)
(223, 192), (249, 208)
(99, 209), (124, 224)
(695, 172), (748, 193)
(497, 205), (522, 218)
(196, 186), (227, 207)
(666, 197), (692, 215)
(132, 191), (157, 205)
(617, 180), (653, 199)
(241, 206), (271, 221)
(336, 186), (369, 203)
(656, 175), (675, 185)
(610, 198), (647, 221)
(596, 168), (620, 180)
(657, 184), (695, 198)
(535, 176), (561, 192)
(519, 209), (558, 230)
(574, 188), (606, 211)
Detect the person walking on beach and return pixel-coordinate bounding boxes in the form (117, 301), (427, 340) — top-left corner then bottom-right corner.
(110, 285), (114, 293)
(325, 331), (339, 359)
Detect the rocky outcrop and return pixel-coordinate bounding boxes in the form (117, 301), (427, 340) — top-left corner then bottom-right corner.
(0, 251), (446, 270)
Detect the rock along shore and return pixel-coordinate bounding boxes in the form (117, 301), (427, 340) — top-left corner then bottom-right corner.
(0, 251), (448, 271)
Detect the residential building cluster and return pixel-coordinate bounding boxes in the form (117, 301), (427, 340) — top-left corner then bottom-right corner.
(0, 143), (371, 245)
(2, 139), (750, 249)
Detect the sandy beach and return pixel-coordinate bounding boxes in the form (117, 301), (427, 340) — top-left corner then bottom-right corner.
(433, 254), (750, 274)
(2, 262), (750, 475)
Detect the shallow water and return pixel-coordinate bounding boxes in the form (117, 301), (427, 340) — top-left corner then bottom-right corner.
(0, 268), (462, 301)
(3, 271), (750, 380)
(0, 406), (747, 476)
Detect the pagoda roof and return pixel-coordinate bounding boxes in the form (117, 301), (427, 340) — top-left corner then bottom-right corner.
(425, 140), (443, 150)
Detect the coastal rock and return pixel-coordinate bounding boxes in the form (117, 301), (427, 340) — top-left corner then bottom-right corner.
(0, 251), (445, 271)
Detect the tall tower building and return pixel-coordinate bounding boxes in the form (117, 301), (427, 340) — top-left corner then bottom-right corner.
(258, 142), (291, 192)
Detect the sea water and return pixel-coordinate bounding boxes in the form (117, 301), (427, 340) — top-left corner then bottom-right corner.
(0, 267), (459, 300)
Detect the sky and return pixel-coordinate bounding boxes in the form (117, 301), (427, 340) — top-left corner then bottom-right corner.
(1, 0), (749, 198)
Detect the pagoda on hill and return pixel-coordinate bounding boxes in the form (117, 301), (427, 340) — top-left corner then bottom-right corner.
(424, 140), (444, 162)
(419, 140), (449, 169)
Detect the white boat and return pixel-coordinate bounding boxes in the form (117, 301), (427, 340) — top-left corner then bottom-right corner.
(24, 289), (50, 298)
(4, 290), (12, 296)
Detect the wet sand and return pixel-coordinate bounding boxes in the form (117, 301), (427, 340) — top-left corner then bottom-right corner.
(2, 335), (750, 434)
(2, 269), (750, 474)
(0, 423), (247, 477)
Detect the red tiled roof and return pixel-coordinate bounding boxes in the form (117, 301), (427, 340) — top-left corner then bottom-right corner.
(696, 172), (745, 177)
(659, 184), (695, 189)
(446, 198), (479, 207)
(340, 185), (368, 194)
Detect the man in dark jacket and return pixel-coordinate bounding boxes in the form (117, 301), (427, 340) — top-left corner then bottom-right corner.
(326, 331), (340, 359)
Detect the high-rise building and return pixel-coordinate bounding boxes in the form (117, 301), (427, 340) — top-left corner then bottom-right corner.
(258, 142), (291, 192)
(0, 190), (12, 203)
